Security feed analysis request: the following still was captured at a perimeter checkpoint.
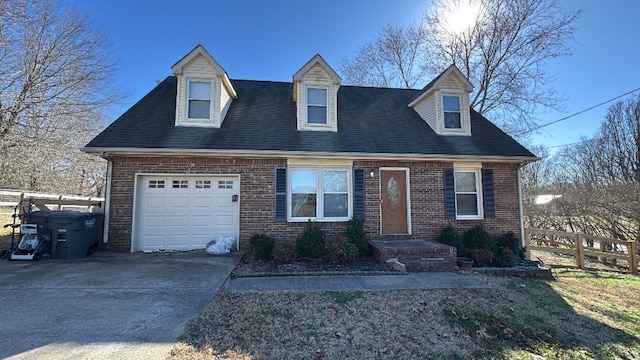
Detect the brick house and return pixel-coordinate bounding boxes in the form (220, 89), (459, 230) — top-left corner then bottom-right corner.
(84, 45), (537, 253)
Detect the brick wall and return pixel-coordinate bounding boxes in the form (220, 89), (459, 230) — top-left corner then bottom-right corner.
(106, 156), (522, 252)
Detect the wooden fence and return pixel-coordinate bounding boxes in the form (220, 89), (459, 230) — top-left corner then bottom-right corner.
(525, 228), (638, 274)
(0, 189), (104, 213)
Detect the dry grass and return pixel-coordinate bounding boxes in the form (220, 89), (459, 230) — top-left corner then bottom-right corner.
(170, 270), (640, 360)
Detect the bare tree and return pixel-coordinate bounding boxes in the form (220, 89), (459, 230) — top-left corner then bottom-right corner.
(552, 95), (640, 241)
(340, 0), (581, 135)
(0, 0), (123, 195)
(339, 23), (429, 89)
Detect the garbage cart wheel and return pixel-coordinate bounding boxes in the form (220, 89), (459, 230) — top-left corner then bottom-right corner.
(0, 249), (8, 259)
(87, 244), (96, 256)
(33, 253), (42, 261)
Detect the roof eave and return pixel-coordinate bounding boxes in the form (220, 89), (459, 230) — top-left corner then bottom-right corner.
(81, 147), (539, 164)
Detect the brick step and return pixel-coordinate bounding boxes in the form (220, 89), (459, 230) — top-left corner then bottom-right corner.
(370, 239), (457, 272)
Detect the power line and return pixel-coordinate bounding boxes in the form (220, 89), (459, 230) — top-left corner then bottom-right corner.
(518, 86), (640, 136)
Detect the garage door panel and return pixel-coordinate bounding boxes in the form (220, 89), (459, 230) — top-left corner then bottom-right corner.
(193, 197), (214, 207)
(145, 196), (166, 209)
(144, 235), (163, 247)
(144, 216), (165, 227)
(169, 215), (189, 227)
(168, 196), (190, 208)
(192, 215), (213, 227)
(135, 175), (239, 252)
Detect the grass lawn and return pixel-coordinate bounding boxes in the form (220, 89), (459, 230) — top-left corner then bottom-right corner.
(171, 269), (640, 360)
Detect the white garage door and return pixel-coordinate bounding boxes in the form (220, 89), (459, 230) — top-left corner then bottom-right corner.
(133, 175), (240, 252)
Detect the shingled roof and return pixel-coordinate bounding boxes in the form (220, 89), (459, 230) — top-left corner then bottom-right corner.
(84, 76), (536, 160)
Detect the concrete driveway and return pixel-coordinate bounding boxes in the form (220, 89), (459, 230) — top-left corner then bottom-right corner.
(0, 250), (241, 359)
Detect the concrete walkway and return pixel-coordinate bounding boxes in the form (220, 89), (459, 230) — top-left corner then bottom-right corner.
(226, 272), (487, 293)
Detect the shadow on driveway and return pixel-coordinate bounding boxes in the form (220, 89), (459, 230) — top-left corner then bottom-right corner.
(0, 250), (241, 359)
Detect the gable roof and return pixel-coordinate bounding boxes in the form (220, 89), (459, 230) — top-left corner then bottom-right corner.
(171, 44), (237, 99)
(292, 54), (341, 84)
(408, 64), (474, 107)
(84, 77), (536, 161)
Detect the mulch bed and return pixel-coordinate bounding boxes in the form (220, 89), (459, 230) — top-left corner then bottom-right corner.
(232, 253), (398, 277)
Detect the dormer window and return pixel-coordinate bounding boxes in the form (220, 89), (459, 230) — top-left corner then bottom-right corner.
(443, 95), (461, 129)
(188, 80), (212, 119)
(307, 87), (327, 124)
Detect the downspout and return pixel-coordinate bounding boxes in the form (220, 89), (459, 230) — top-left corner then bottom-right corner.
(517, 166), (526, 249)
(103, 160), (113, 244)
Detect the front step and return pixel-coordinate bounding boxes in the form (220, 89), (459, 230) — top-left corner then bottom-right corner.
(370, 239), (457, 272)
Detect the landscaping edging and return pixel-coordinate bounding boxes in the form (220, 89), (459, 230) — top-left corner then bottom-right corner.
(231, 270), (406, 278)
(460, 266), (554, 279)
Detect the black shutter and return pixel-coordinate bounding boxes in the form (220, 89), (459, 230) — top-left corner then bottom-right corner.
(482, 168), (495, 218)
(444, 168), (456, 218)
(275, 167), (287, 221)
(353, 168), (365, 218)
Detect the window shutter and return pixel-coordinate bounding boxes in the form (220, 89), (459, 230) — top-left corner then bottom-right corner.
(444, 169), (456, 218)
(275, 167), (287, 221)
(353, 168), (365, 218)
(482, 168), (495, 218)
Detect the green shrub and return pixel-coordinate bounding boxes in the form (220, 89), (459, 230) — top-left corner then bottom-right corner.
(249, 234), (275, 260)
(497, 247), (518, 267)
(496, 231), (522, 257)
(296, 221), (325, 258)
(469, 248), (494, 267)
(438, 225), (466, 257)
(272, 243), (296, 264)
(463, 224), (495, 252)
(325, 234), (359, 264)
(346, 217), (370, 257)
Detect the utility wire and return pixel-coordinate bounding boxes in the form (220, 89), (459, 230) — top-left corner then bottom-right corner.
(518, 86), (640, 136)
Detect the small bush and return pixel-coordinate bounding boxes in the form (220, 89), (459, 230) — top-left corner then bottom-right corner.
(438, 225), (466, 257)
(469, 248), (494, 267)
(347, 217), (370, 257)
(463, 224), (495, 252)
(272, 243), (296, 264)
(296, 221), (325, 258)
(249, 234), (275, 260)
(497, 247), (518, 267)
(325, 234), (359, 264)
(496, 231), (522, 257)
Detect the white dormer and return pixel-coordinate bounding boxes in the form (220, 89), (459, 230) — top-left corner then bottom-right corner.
(293, 54), (341, 132)
(408, 65), (474, 136)
(171, 45), (237, 128)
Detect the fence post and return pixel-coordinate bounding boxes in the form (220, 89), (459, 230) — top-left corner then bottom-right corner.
(576, 234), (584, 269)
(525, 228), (531, 260)
(629, 241), (638, 275)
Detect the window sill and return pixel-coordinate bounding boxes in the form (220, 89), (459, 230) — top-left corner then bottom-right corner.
(288, 217), (350, 223)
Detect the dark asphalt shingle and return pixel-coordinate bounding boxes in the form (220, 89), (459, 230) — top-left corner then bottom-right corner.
(85, 76), (535, 158)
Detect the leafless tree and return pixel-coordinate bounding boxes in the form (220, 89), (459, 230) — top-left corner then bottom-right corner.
(340, 24), (429, 89)
(553, 95), (640, 241)
(0, 0), (123, 196)
(340, 0), (581, 135)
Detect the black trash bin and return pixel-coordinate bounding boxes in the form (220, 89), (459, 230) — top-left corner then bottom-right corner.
(45, 211), (104, 259)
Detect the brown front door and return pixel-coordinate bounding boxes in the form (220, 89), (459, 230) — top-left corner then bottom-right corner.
(380, 169), (408, 234)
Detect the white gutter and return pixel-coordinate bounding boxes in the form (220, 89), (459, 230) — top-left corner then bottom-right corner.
(81, 147), (539, 164)
(518, 166), (526, 249)
(102, 160), (113, 244)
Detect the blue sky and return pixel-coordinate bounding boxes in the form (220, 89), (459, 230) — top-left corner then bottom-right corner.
(65, 0), (640, 151)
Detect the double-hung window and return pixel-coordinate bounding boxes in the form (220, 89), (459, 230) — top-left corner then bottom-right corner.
(188, 80), (212, 119)
(454, 170), (482, 218)
(443, 95), (461, 129)
(290, 168), (350, 221)
(307, 87), (327, 124)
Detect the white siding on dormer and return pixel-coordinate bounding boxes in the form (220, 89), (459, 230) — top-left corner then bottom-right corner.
(175, 54), (236, 128)
(296, 64), (338, 132)
(413, 93), (437, 132)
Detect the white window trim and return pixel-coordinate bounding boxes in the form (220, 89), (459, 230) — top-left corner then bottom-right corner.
(287, 166), (352, 222)
(306, 86), (329, 126)
(187, 79), (213, 120)
(442, 94), (463, 130)
(454, 168), (483, 220)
